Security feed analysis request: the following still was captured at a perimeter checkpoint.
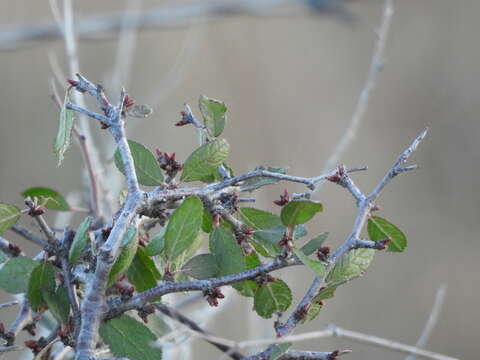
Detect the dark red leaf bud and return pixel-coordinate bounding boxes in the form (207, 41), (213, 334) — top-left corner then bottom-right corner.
(67, 79), (78, 87)
(273, 188), (290, 206)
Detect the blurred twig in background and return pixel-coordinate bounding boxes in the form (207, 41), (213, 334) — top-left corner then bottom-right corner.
(0, 0), (354, 50)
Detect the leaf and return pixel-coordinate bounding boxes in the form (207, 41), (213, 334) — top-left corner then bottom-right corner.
(199, 95), (227, 137)
(202, 210), (214, 233)
(300, 232), (329, 256)
(293, 248), (325, 276)
(254, 279), (292, 319)
(99, 315), (162, 360)
(235, 252), (261, 297)
(108, 227), (139, 286)
(164, 197), (203, 261)
(43, 286), (70, 324)
(0, 257), (38, 294)
(147, 314), (172, 338)
(280, 200), (323, 227)
(270, 343), (292, 360)
(240, 166), (288, 192)
(144, 227), (166, 256)
(301, 284), (342, 323)
(181, 139), (230, 182)
(0, 202), (21, 236)
(210, 227), (245, 276)
(69, 216), (92, 264)
(238, 208), (306, 256)
(0, 251), (7, 264)
(27, 262), (56, 311)
(54, 90), (75, 166)
(114, 140), (163, 186)
(181, 254), (219, 279)
(368, 216), (407, 252)
(127, 248), (160, 292)
(21, 187), (70, 211)
(326, 248), (375, 285)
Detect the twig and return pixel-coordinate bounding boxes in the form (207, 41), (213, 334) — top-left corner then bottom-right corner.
(60, 230), (81, 340)
(24, 198), (58, 247)
(0, 236), (23, 257)
(0, 300), (19, 310)
(405, 284), (447, 360)
(105, 255), (302, 319)
(155, 303), (244, 360)
(0, 0), (304, 50)
(62, 0), (103, 218)
(315, 0), (394, 195)
(273, 129), (427, 340)
(4, 297), (32, 345)
(0, 346), (21, 353)
(10, 225), (49, 249)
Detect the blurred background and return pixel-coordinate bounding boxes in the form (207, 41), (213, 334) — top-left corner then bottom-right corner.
(0, 0), (477, 359)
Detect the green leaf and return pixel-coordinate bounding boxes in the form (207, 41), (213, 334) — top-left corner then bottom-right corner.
(0, 251), (7, 265)
(368, 216), (407, 252)
(99, 315), (162, 360)
(202, 211), (214, 233)
(238, 208), (306, 256)
(144, 227), (166, 256)
(300, 232), (329, 256)
(270, 343), (292, 360)
(280, 200), (323, 227)
(147, 314), (172, 338)
(0, 202), (21, 236)
(210, 227), (245, 276)
(326, 248), (375, 285)
(164, 197), (203, 261)
(240, 166), (288, 192)
(114, 140), (163, 186)
(127, 248), (160, 292)
(181, 139), (230, 182)
(181, 254), (219, 279)
(293, 248), (325, 276)
(0, 257), (38, 294)
(235, 252), (261, 297)
(54, 90), (74, 166)
(108, 227), (139, 286)
(21, 187), (70, 211)
(69, 216), (92, 264)
(254, 279), (292, 319)
(301, 284), (342, 323)
(43, 286), (71, 324)
(27, 262), (56, 311)
(199, 95), (227, 137)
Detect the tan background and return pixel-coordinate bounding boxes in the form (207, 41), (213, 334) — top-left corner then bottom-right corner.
(0, 0), (478, 359)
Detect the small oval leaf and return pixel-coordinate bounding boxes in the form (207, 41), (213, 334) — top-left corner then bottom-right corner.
(0, 257), (38, 294)
(108, 227), (138, 286)
(300, 232), (329, 256)
(326, 248), (375, 285)
(180, 139), (230, 182)
(281, 200), (323, 227)
(0, 202), (21, 235)
(199, 95), (227, 137)
(27, 262), (56, 311)
(144, 227), (166, 256)
(114, 140), (163, 186)
(368, 216), (407, 252)
(254, 279), (292, 319)
(210, 227), (246, 277)
(21, 187), (70, 211)
(293, 248), (326, 276)
(69, 216), (92, 264)
(164, 197), (203, 261)
(99, 315), (162, 360)
(54, 90), (75, 166)
(181, 254), (219, 279)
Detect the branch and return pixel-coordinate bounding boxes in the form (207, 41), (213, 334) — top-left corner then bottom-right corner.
(0, 236), (23, 257)
(10, 225), (49, 249)
(105, 256), (301, 320)
(70, 76), (143, 360)
(0, 0), (317, 50)
(154, 303), (245, 360)
(315, 0), (394, 194)
(405, 284), (447, 360)
(273, 128), (428, 339)
(24, 198), (58, 247)
(0, 300), (19, 310)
